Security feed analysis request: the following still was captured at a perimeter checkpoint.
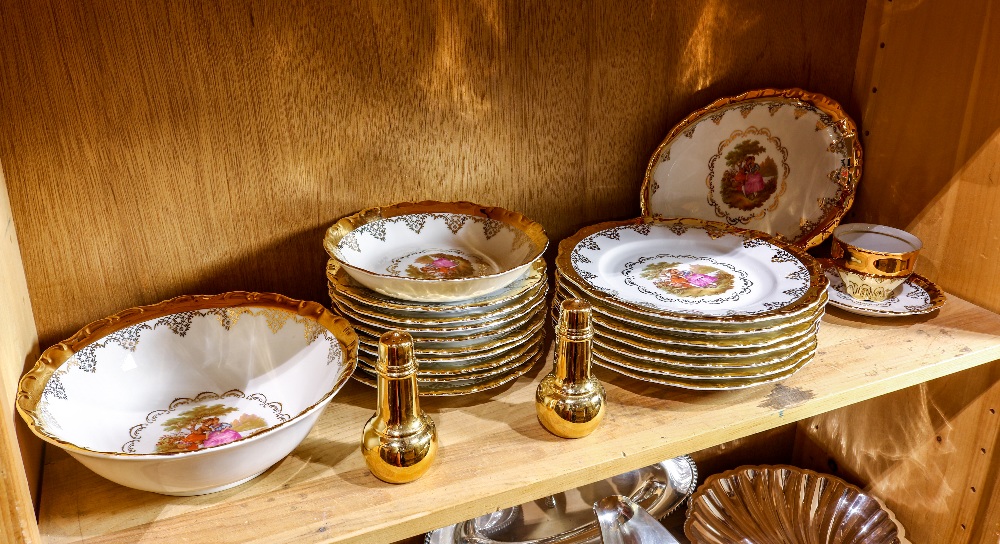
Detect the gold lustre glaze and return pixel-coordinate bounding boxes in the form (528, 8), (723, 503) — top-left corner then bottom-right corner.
(536, 299), (606, 438)
(362, 331), (438, 483)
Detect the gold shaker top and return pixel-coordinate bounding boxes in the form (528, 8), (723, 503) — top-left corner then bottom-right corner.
(375, 330), (418, 378)
(557, 298), (594, 341)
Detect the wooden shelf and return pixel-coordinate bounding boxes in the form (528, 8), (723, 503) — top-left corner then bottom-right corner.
(38, 294), (1000, 544)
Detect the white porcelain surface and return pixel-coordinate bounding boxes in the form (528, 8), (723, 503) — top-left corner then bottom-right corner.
(833, 223), (922, 253)
(643, 92), (858, 247)
(23, 301), (355, 495)
(334, 212), (546, 302)
(568, 223), (812, 317)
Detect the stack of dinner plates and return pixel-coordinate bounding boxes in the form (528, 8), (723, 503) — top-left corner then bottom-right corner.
(327, 258), (547, 395)
(553, 217), (827, 390)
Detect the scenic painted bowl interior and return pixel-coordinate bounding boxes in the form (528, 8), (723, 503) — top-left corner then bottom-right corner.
(16, 292), (357, 495)
(325, 201), (548, 302)
(641, 88), (862, 249)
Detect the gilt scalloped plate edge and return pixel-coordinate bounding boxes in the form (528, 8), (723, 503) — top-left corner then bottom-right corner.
(640, 88), (862, 249)
(556, 217), (827, 323)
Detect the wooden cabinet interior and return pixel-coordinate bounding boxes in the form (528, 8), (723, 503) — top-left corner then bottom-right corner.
(0, 0), (998, 542)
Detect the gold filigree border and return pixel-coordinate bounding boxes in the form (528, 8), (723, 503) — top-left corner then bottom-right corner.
(555, 217), (828, 324)
(820, 259), (946, 316)
(326, 257), (547, 313)
(323, 200), (549, 282)
(16, 291), (358, 458)
(639, 88), (863, 249)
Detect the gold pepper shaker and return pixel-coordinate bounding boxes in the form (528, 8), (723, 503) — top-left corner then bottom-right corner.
(536, 298), (606, 438)
(362, 331), (438, 483)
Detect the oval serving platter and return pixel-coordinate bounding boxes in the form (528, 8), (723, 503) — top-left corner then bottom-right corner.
(640, 88), (862, 248)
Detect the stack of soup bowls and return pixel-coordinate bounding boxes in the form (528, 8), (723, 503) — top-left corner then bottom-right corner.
(553, 217), (828, 390)
(324, 201), (549, 395)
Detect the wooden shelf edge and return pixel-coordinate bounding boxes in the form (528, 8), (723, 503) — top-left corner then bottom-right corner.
(37, 294), (1000, 544)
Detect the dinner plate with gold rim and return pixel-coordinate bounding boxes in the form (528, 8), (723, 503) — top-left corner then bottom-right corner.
(555, 277), (826, 336)
(358, 339), (540, 381)
(592, 329), (816, 372)
(593, 321), (819, 363)
(820, 260), (946, 317)
(640, 88), (862, 249)
(331, 280), (547, 326)
(556, 218), (826, 323)
(356, 311), (547, 353)
(344, 304), (544, 344)
(556, 269), (828, 331)
(326, 258), (546, 315)
(353, 346), (544, 396)
(358, 330), (544, 376)
(547, 300), (821, 351)
(357, 315), (546, 363)
(332, 284), (547, 333)
(593, 347), (816, 390)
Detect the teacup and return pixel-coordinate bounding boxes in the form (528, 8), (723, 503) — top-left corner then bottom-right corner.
(830, 223), (922, 302)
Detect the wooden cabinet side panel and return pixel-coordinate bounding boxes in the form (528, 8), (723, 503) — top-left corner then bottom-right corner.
(793, 362), (1000, 543)
(0, 158), (42, 523)
(0, 385), (40, 544)
(0, 163), (41, 541)
(799, 1), (1000, 540)
(0, 0), (865, 347)
(850, 0), (1000, 313)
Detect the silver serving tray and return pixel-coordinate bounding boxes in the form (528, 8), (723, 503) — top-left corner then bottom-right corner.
(425, 455), (697, 544)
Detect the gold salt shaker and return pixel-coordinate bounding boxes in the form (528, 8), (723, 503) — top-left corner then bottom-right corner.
(362, 331), (438, 483)
(536, 299), (606, 438)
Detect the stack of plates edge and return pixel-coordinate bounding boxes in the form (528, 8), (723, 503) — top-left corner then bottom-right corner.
(554, 217), (827, 390)
(327, 258), (548, 396)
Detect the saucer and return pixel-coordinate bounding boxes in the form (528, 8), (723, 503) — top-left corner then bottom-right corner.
(821, 260), (945, 317)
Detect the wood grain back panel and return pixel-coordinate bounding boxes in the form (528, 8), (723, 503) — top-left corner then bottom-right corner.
(850, 0), (1000, 312)
(796, 3), (1000, 541)
(794, 362), (1000, 544)
(0, 0), (865, 347)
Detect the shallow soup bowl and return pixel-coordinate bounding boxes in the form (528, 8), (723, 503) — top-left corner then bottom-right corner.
(16, 292), (357, 496)
(324, 201), (548, 302)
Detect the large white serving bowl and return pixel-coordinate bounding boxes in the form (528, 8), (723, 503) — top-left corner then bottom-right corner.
(16, 292), (357, 496)
(324, 201), (548, 302)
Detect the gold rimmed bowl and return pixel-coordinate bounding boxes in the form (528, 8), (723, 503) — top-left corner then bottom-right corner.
(16, 292), (357, 496)
(331, 281), (547, 334)
(325, 201), (548, 302)
(326, 258), (547, 318)
(685, 465), (901, 543)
